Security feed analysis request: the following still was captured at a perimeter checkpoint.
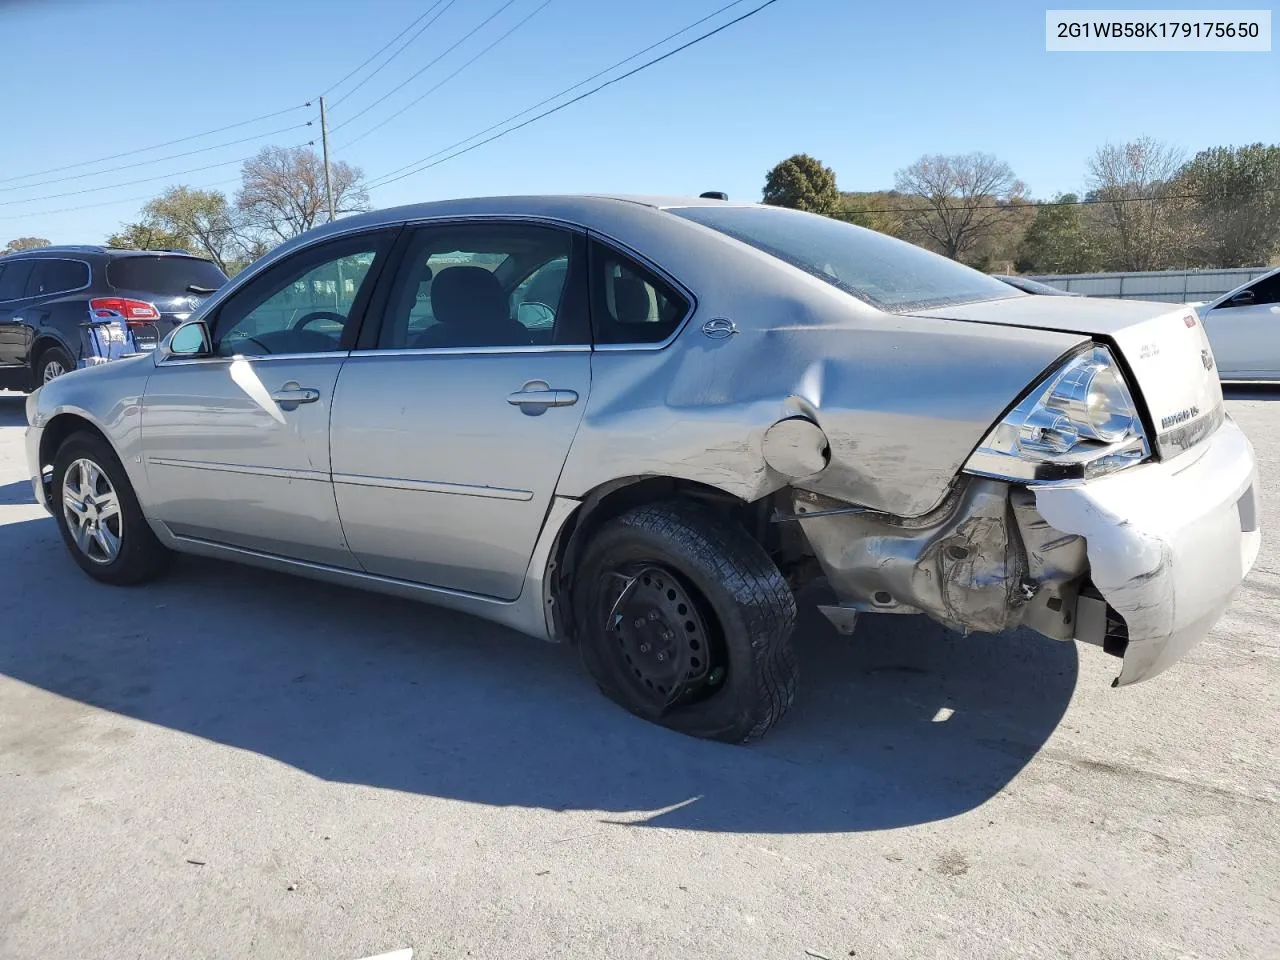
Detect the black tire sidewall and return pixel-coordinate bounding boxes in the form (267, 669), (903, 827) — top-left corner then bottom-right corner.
(51, 432), (167, 585)
(36, 346), (73, 386)
(575, 502), (797, 743)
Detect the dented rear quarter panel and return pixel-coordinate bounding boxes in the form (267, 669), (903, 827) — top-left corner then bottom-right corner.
(558, 218), (1088, 516)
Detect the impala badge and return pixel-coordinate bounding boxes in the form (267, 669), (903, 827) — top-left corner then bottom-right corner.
(701, 317), (737, 340)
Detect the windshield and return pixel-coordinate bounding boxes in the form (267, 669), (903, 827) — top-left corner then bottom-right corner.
(107, 256), (228, 296)
(669, 205), (1022, 312)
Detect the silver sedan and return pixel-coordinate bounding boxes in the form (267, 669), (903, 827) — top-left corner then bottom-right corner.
(24, 196), (1262, 742)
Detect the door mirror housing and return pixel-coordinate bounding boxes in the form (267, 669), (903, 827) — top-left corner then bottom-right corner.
(162, 320), (213, 360)
(1228, 289), (1256, 307)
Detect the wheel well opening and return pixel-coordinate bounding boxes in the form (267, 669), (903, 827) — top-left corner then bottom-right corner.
(549, 477), (791, 644)
(31, 337), (70, 368)
(39, 414), (107, 472)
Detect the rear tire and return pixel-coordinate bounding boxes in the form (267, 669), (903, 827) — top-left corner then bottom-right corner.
(574, 501), (798, 743)
(51, 431), (171, 586)
(35, 346), (74, 387)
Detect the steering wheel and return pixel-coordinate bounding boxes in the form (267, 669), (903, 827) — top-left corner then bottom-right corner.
(292, 310), (347, 332)
(517, 301), (556, 329)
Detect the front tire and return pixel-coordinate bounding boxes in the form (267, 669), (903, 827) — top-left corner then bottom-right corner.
(51, 431), (170, 585)
(574, 501), (798, 743)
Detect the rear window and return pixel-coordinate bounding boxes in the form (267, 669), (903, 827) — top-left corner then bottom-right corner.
(107, 256), (228, 296)
(669, 205), (1021, 312)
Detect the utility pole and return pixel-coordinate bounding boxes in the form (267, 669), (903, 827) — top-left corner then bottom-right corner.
(319, 96), (336, 224)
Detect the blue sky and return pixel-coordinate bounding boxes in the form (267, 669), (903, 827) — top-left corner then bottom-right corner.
(1, 0), (1276, 243)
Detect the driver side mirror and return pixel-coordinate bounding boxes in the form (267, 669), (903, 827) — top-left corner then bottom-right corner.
(1228, 289), (1256, 307)
(162, 320), (213, 360)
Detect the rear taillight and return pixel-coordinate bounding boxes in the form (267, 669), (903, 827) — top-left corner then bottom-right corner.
(89, 297), (161, 328)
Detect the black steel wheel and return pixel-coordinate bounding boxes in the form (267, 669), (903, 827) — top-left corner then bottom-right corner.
(600, 563), (723, 708)
(574, 500), (798, 743)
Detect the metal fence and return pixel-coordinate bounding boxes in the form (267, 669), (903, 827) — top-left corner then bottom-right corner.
(1027, 267), (1274, 303)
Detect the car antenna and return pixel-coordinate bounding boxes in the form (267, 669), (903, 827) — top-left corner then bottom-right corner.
(699, 191), (728, 200)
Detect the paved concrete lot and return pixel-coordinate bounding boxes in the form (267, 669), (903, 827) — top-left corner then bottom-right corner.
(0, 389), (1276, 960)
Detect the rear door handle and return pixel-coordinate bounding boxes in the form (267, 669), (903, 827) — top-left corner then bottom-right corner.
(271, 386), (321, 405)
(506, 388), (578, 408)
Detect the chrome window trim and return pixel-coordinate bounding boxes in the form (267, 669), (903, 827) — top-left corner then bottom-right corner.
(0, 256), (93, 303)
(345, 344), (591, 359)
(584, 230), (698, 354)
(158, 350), (351, 366)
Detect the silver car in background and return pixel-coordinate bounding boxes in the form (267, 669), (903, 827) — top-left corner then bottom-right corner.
(24, 196), (1261, 742)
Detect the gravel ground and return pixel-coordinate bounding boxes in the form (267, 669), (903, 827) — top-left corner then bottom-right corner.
(0, 387), (1276, 960)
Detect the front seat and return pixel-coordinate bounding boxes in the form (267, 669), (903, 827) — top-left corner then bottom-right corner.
(414, 266), (530, 348)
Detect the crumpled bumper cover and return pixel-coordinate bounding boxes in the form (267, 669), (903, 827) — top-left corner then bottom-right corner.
(1034, 417), (1260, 686)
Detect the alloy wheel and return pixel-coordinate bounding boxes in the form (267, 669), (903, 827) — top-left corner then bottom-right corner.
(61, 458), (123, 564)
(42, 359), (67, 382)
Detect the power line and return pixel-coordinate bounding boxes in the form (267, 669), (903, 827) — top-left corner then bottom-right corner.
(365, 0), (752, 189)
(338, 0), (556, 151)
(0, 5), (449, 192)
(322, 0), (450, 99)
(0, 177), (244, 221)
(0, 104), (312, 187)
(0, 122), (313, 194)
(0, 140), (314, 208)
(329, 0), (522, 135)
(369, 0), (782, 190)
(328, 0), (456, 110)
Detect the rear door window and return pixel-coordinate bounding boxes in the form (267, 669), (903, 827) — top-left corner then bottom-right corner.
(588, 241), (690, 345)
(0, 260), (34, 301)
(107, 256), (228, 295)
(26, 259), (90, 297)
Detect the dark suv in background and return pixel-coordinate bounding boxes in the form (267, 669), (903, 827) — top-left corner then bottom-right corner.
(0, 246), (228, 390)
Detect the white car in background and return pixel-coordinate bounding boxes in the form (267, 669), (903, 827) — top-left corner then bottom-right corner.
(1197, 267), (1280, 381)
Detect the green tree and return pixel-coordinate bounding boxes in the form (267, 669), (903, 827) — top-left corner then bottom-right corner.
(106, 222), (192, 253)
(762, 154), (841, 215)
(1015, 194), (1101, 274)
(1179, 143), (1280, 267)
(3, 237), (51, 255)
(139, 186), (242, 273)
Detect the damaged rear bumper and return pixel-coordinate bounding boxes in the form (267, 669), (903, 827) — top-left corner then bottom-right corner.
(1034, 416), (1259, 685)
(794, 418), (1259, 687)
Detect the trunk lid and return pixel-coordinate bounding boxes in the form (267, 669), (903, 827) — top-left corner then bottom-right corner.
(906, 296), (1225, 461)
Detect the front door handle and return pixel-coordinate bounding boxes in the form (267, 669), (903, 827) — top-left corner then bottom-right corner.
(506, 388), (578, 408)
(271, 384), (321, 405)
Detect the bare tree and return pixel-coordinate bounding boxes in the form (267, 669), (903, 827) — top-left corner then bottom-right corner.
(892, 153), (1027, 261)
(1086, 137), (1189, 271)
(236, 146), (370, 242)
